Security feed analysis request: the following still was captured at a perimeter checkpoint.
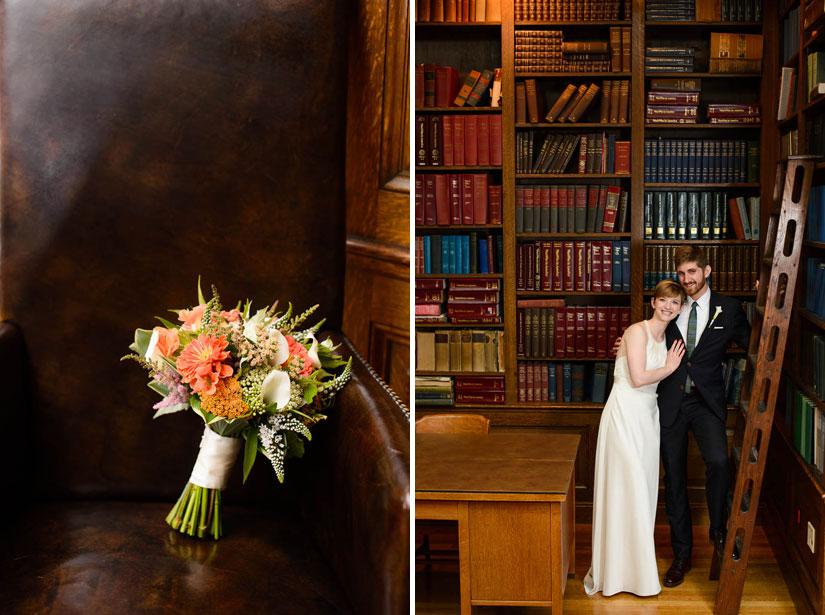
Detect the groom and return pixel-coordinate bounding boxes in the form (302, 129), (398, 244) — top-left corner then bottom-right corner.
(658, 246), (751, 587)
(614, 245), (751, 587)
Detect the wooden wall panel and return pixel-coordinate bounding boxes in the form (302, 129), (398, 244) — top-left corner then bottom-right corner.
(344, 0), (410, 405)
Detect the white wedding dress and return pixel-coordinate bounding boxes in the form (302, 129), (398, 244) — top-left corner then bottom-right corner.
(583, 320), (665, 597)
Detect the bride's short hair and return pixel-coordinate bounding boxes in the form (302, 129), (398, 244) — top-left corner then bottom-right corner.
(654, 279), (686, 305)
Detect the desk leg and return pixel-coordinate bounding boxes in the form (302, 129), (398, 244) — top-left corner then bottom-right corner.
(458, 501), (471, 615)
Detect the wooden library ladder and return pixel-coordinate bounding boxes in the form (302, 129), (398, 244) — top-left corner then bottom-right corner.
(711, 155), (822, 614)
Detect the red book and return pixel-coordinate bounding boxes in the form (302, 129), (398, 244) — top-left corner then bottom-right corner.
(558, 185), (568, 230)
(430, 115), (442, 166)
(449, 174), (462, 224)
(596, 307), (608, 357)
(415, 290), (445, 303)
(415, 174), (424, 225)
(435, 174), (450, 225)
(415, 64), (425, 108)
(620, 307), (631, 334)
(435, 66), (459, 107)
(415, 304), (442, 315)
(453, 116), (465, 166)
(552, 241), (563, 291)
(477, 116), (490, 166)
(487, 234), (495, 273)
(424, 174), (437, 225)
(461, 174), (474, 224)
(416, 116), (429, 166)
(539, 187), (550, 231)
(574, 240), (587, 292)
(516, 299), (565, 307)
(586, 307), (597, 357)
(416, 279), (446, 289)
(563, 240), (574, 292)
(456, 391), (504, 404)
(464, 115), (478, 166)
(727, 197), (746, 239)
(541, 363), (549, 402)
(591, 241), (602, 292)
(455, 376), (505, 390)
(578, 133), (589, 174)
(518, 363), (526, 402)
(601, 185), (622, 232)
(450, 316), (503, 324)
(517, 309), (524, 356)
(423, 63), (437, 107)
(473, 174), (489, 224)
(550, 186), (559, 230)
(566, 308), (576, 356)
(516, 243), (524, 290)
(542, 241), (552, 291)
(555, 308), (566, 358)
(526, 365), (534, 402)
(575, 307), (586, 358)
(442, 116), (454, 166)
(601, 241), (612, 290)
(489, 116), (503, 166)
(448, 278), (500, 290)
(447, 304), (500, 317)
(488, 185), (502, 224)
(608, 307), (620, 356)
(614, 141), (630, 174)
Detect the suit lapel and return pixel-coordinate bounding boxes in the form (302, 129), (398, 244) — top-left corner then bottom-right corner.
(692, 290), (719, 356)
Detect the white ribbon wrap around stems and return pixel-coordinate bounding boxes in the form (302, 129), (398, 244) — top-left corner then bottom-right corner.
(188, 427), (242, 490)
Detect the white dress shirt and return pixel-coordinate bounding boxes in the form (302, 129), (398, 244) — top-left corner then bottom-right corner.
(676, 286), (712, 348)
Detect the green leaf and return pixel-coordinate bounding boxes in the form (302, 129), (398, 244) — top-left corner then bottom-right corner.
(190, 396), (216, 424)
(208, 418), (249, 437)
(154, 316), (179, 330)
(147, 379), (170, 397)
(242, 430), (258, 483)
(284, 431), (305, 459)
(133, 328), (154, 358)
(152, 402), (188, 418)
(302, 381), (318, 403)
(197, 275), (206, 305)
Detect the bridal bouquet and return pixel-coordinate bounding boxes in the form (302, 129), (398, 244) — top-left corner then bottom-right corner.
(124, 281), (352, 539)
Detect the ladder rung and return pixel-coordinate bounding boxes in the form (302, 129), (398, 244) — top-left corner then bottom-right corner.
(755, 304), (765, 318)
(762, 257), (773, 267)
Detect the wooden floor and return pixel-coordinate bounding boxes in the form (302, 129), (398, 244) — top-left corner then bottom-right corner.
(415, 523), (807, 614)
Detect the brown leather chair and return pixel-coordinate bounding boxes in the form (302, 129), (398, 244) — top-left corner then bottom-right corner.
(414, 414), (490, 570)
(0, 3), (409, 614)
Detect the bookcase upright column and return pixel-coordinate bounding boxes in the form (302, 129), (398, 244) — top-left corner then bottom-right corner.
(502, 0), (518, 405)
(631, 0), (646, 324)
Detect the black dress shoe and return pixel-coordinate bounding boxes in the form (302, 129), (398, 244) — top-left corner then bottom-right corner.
(710, 528), (726, 559)
(663, 558), (692, 587)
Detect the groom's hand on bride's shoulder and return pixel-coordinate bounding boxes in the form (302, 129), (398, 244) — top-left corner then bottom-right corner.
(611, 336), (622, 356)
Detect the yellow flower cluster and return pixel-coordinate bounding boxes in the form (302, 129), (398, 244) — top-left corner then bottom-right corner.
(200, 377), (250, 419)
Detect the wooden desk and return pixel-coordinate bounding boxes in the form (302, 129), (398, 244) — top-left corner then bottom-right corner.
(416, 433), (579, 614)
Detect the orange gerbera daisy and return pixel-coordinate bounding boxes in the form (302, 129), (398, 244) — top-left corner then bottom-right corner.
(285, 335), (314, 378)
(176, 334), (233, 395)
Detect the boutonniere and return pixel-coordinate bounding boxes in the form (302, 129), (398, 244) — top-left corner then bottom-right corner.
(709, 305), (723, 326)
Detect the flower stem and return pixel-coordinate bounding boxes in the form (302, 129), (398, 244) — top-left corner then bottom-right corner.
(165, 482), (224, 540)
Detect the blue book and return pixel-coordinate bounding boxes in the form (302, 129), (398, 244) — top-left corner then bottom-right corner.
(621, 241), (631, 292)
(562, 363), (572, 403)
(547, 365), (557, 402)
(462, 235), (470, 274)
(816, 264), (825, 317)
(423, 235), (431, 274)
(456, 234), (463, 275)
(441, 235), (449, 274)
(811, 259), (825, 312)
(448, 236), (456, 274)
(590, 362), (608, 403)
(612, 241), (623, 291)
(479, 239), (489, 273)
(644, 140), (651, 183)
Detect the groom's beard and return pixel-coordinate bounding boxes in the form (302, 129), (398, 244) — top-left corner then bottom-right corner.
(683, 276), (707, 297)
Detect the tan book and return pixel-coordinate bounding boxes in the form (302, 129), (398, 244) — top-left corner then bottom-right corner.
(562, 41), (609, 53)
(516, 82), (527, 123)
(621, 27), (631, 72)
(449, 330), (462, 371)
(557, 84), (588, 122)
(610, 27), (622, 72)
(461, 330), (473, 371)
(444, 0), (458, 21)
(599, 80), (612, 123)
(709, 58), (762, 73)
(696, 0), (721, 20)
(416, 331), (435, 371)
(618, 80), (629, 123)
(431, 0), (444, 21)
(434, 331), (450, 372)
(483, 330), (497, 371)
(567, 83), (601, 123)
(525, 78), (541, 123)
(710, 33), (763, 59)
(472, 330), (486, 371)
(650, 78), (702, 91)
(418, 0), (431, 21)
(609, 80), (621, 123)
(545, 83), (577, 122)
(475, 0), (486, 21)
(485, 0), (501, 20)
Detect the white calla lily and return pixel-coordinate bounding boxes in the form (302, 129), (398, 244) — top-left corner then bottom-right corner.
(321, 338), (334, 350)
(270, 328), (290, 365)
(144, 329), (161, 363)
(307, 332), (322, 369)
(243, 308), (268, 343)
(261, 369), (292, 410)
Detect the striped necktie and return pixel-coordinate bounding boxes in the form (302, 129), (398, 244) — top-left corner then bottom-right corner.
(685, 301), (698, 393)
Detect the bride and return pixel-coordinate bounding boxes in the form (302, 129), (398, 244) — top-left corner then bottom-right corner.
(583, 279), (686, 596)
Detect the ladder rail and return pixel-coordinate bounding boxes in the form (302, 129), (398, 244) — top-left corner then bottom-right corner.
(713, 155), (820, 615)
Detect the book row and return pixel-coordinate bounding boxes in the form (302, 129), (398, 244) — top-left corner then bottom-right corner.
(782, 6), (801, 66)
(416, 288), (501, 305)
(416, 0), (502, 23)
(416, 65), (500, 109)
(519, 80), (630, 125)
(415, 376), (506, 406)
(805, 186), (825, 244)
(513, 0), (629, 22)
(415, 233), (503, 276)
(518, 361), (614, 403)
(643, 139), (759, 184)
(416, 329), (504, 373)
(643, 191), (760, 240)
(516, 240), (631, 292)
(803, 335), (825, 404)
(789, 386), (825, 473)
(416, 115), (503, 167)
(643, 301), (756, 324)
(643, 244), (759, 292)
(518, 132), (630, 175)
(415, 174), (502, 226)
(415, 278), (504, 324)
(722, 357), (747, 407)
(805, 258), (825, 320)
(514, 29), (629, 73)
(645, 49), (695, 73)
(646, 0), (762, 23)
(515, 184), (630, 234)
(517, 305), (631, 358)
(808, 52), (825, 103)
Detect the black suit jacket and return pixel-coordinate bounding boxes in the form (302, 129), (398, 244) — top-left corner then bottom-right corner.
(658, 290), (751, 427)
